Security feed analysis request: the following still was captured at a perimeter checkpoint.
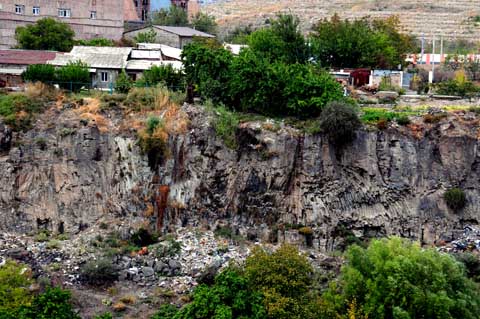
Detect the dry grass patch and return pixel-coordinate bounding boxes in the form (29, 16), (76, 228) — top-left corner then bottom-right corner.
(75, 97), (111, 133)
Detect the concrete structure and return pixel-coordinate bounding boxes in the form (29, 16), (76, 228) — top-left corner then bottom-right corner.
(48, 46), (132, 89)
(0, 49), (58, 87)
(0, 0), (126, 49)
(124, 25), (214, 48)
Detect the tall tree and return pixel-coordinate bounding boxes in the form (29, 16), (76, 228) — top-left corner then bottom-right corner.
(150, 5), (188, 26)
(15, 18), (75, 52)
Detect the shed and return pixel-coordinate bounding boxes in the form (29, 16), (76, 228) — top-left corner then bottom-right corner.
(48, 46), (132, 89)
(0, 49), (58, 87)
(124, 26), (215, 49)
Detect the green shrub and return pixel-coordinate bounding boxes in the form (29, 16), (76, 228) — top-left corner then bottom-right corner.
(436, 79), (479, 97)
(396, 115), (410, 125)
(151, 304), (178, 319)
(321, 237), (480, 319)
(130, 228), (157, 247)
(146, 116), (162, 135)
(80, 259), (118, 285)
(245, 244), (315, 318)
(0, 93), (43, 130)
(454, 252), (480, 282)
(319, 101), (361, 146)
(115, 70), (133, 94)
(444, 187), (467, 210)
(137, 65), (185, 91)
(22, 287), (80, 319)
(94, 313), (113, 319)
(0, 260), (33, 315)
(134, 29), (157, 43)
(212, 104), (239, 149)
(22, 64), (55, 83)
(174, 268), (266, 319)
(55, 60), (90, 92)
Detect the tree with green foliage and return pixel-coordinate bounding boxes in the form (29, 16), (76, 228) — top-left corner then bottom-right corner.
(310, 14), (416, 69)
(182, 39), (234, 104)
(245, 244), (315, 319)
(137, 64), (185, 90)
(22, 64), (56, 83)
(151, 5), (189, 27)
(115, 70), (133, 93)
(223, 25), (253, 44)
(248, 14), (308, 64)
(134, 29), (158, 43)
(20, 287), (80, 319)
(15, 18), (75, 52)
(0, 260), (33, 317)
(175, 268), (267, 319)
(55, 60), (90, 92)
(319, 101), (361, 146)
(190, 12), (218, 34)
(321, 237), (480, 319)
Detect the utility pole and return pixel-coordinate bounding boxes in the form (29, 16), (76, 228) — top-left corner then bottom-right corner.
(432, 36), (436, 82)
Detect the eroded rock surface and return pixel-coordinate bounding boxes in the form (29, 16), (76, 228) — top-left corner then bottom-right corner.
(1, 103), (480, 251)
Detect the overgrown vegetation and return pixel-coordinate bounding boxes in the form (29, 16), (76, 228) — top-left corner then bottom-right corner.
(319, 101), (361, 146)
(0, 260), (79, 319)
(80, 259), (119, 286)
(134, 29), (158, 44)
(182, 14), (344, 118)
(137, 65), (185, 91)
(320, 237), (480, 319)
(211, 104), (239, 149)
(444, 187), (467, 211)
(115, 70), (133, 94)
(310, 15), (417, 69)
(21, 64), (56, 84)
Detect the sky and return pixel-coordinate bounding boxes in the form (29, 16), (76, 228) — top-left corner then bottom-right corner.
(151, 0), (171, 11)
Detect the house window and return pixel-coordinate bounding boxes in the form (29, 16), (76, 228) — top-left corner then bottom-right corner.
(33, 7), (40, 15)
(15, 5), (24, 14)
(58, 8), (71, 18)
(100, 72), (108, 82)
(90, 11), (96, 19)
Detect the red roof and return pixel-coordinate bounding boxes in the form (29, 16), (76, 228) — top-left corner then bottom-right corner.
(0, 50), (59, 66)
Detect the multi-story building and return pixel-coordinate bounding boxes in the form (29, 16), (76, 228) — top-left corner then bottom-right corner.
(0, 1), (126, 49)
(170, 0), (199, 17)
(133, 0), (150, 22)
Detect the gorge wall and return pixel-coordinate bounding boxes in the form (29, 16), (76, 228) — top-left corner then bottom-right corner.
(1, 103), (479, 251)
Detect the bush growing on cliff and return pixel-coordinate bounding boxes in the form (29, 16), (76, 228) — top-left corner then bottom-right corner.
(80, 259), (118, 286)
(320, 237), (480, 319)
(0, 260), (33, 316)
(444, 187), (467, 210)
(0, 93), (43, 131)
(319, 101), (361, 146)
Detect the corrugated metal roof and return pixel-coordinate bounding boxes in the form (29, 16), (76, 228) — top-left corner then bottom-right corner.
(131, 50), (162, 59)
(0, 68), (24, 75)
(48, 46), (133, 69)
(0, 50), (59, 65)
(153, 26), (215, 38)
(134, 44), (182, 61)
(126, 60), (183, 71)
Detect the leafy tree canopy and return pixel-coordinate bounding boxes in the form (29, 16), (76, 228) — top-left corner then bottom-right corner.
(310, 14), (417, 69)
(191, 12), (218, 35)
(15, 18), (75, 52)
(321, 237), (480, 319)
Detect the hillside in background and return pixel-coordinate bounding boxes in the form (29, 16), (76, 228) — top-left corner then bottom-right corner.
(204, 0), (480, 42)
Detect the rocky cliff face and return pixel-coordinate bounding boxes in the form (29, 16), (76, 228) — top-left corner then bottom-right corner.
(1, 103), (479, 251)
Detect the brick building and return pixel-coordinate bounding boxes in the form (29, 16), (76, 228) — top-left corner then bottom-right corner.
(133, 0), (150, 22)
(170, 0), (199, 17)
(0, 0), (127, 49)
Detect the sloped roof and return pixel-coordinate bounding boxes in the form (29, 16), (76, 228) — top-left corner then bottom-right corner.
(135, 43), (182, 60)
(126, 60), (183, 71)
(48, 46), (133, 69)
(153, 26), (215, 38)
(0, 49), (59, 65)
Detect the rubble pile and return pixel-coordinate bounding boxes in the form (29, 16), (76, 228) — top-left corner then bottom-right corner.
(438, 225), (480, 253)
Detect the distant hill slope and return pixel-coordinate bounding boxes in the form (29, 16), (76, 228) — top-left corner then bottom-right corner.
(204, 0), (480, 41)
